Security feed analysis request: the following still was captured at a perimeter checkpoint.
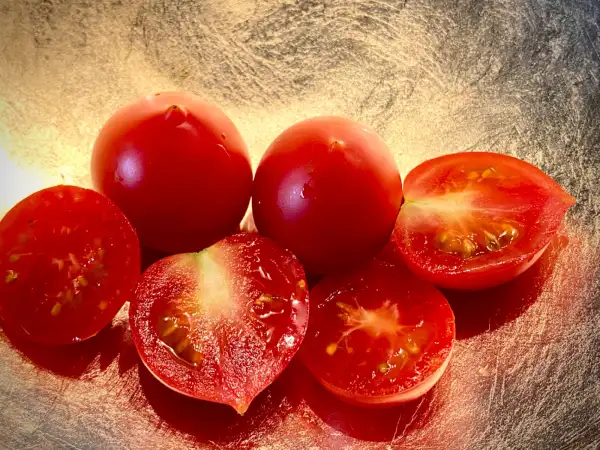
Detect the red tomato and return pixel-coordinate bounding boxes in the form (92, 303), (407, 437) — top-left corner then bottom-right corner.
(302, 260), (455, 406)
(396, 152), (576, 290)
(130, 233), (309, 414)
(252, 116), (403, 275)
(91, 92), (253, 254)
(0, 186), (140, 345)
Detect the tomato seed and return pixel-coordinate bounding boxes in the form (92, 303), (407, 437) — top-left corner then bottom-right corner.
(76, 275), (89, 287)
(378, 362), (390, 374)
(98, 301), (108, 310)
(9, 254), (19, 263)
(405, 338), (420, 355)
(68, 253), (81, 270)
(50, 303), (62, 317)
(5, 270), (18, 283)
(52, 258), (65, 271)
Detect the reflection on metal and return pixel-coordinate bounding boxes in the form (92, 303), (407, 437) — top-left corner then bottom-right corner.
(0, 0), (599, 448)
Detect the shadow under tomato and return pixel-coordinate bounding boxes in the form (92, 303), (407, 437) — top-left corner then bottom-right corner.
(443, 235), (568, 340)
(290, 361), (447, 443)
(141, 245), (170, 272)
(0, 319), (134, 378)
(135, 358), (303, 448)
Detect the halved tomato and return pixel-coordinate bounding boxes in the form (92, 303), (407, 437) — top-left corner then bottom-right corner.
(129, 233), (309, 415)
(396, 152), (576, 290)
(302, 260), (455, 406)
(0, 185), (140, 345)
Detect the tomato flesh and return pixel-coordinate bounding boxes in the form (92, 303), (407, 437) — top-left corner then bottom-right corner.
(302, 261), (455, 406)
(130, 233), (309, 414)
(92, 92), (253, 254)
(396, 152), (576, 290)
(0, 185), (140, 345)
(252, 116), (403, 275)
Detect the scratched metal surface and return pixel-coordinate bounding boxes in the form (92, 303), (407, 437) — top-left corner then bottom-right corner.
(0, 0), (599, 449)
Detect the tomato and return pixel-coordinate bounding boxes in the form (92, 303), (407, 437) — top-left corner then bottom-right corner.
(395, 152), (576, 290)
(0, 185), (140, 345)
(129, 233), (309, 414)
(302, 260), (455, 406)
(252, 116), (403, 275)
(91, 92), (253, 254)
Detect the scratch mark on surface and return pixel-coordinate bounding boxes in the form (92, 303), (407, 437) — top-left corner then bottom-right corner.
(488, 353), (500, 412)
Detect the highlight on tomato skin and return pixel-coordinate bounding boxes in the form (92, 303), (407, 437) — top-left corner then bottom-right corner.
(395, 152), (576, 290)
(0, 185), (141, 345)
(302, 260), (455, 407)
(129, 233), (310, 415)
(91, 92), (253, 255)
(252, 116), (403, 276)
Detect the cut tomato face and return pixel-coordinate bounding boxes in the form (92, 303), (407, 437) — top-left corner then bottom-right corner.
(302, 260), (455, 406)
(396, 152), (576, 290)
(0, 185), (140, 345)
(129, 233), (309, 415)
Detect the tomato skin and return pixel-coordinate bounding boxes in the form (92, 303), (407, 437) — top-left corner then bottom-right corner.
(302, 260), (455, 406)
(396, 152), (576, 290)
(252, 116), (403, 275)
(0, 185), (140, 345)
(130, 233), (309, 414)
(91, 92), (253, 254)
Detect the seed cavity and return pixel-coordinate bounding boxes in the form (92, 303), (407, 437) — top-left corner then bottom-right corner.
(157, 311), (204, 367)
(436, 221), (520, 259)
(466, 166), (500, 183)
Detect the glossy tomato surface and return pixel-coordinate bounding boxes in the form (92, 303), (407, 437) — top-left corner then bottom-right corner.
(91, 92), (253, 254)
(396, 152), (576, 290)
(252, 116), (403, 275)
(130, 233), (309, 414)
(302, 260), (455, 406)
(0, 185), (140, 345)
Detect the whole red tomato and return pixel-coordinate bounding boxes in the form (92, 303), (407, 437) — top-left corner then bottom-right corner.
(252, 116), (403, 275)
(91, 92), (253, 254)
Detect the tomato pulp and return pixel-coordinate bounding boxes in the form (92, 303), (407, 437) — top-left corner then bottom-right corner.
(252, 116), (403, 275)
(302, 260), (455, 406)
(396, 152), (576, 290)
(91, 92), (253, 254)
(130, 233), (309, 414)
(0, 186), (140, 345)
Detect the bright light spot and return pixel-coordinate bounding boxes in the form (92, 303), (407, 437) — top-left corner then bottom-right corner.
(0, 148), (47, 218)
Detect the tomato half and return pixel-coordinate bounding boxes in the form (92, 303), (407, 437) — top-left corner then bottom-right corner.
(130, 233), (309, 414)
(302, 260), (455, 406)
(252, 116), (403, 275)
(0, 185), (140, 345)
(395, 152), (576, 290)
(91, 92), (253, 254)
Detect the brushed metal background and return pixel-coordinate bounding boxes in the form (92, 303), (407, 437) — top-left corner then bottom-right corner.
(0, 1), (599, 449)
